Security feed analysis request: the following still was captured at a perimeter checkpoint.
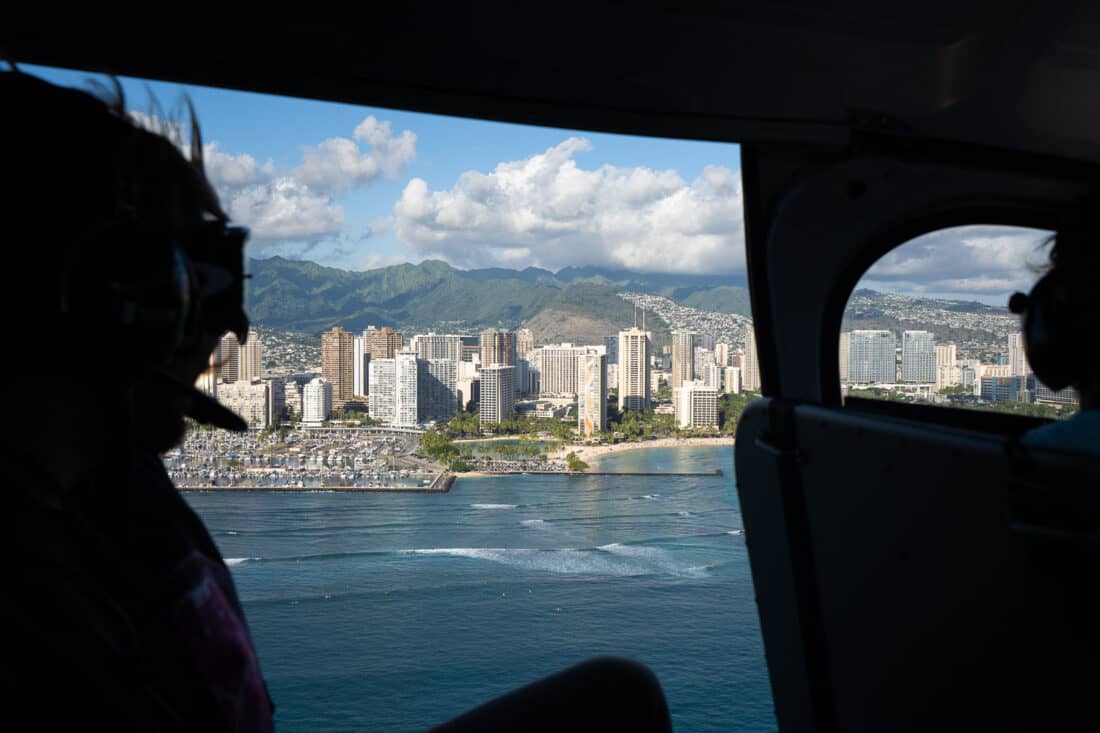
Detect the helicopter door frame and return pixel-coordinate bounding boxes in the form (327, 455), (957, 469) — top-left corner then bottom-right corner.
(737, 139), (1099, 731)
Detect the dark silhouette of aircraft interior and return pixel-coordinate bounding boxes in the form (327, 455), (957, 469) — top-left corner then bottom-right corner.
(7, 2), (1100, 729)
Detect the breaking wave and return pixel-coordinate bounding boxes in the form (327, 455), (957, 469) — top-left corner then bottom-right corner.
(404, 544), (707, 578)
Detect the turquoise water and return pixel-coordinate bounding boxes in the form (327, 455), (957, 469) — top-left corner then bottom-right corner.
(184, 445), (776, 732)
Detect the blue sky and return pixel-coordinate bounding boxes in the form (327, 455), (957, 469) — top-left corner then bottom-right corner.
(25, 63), (743, 275)
(23, 64), (1042, 304)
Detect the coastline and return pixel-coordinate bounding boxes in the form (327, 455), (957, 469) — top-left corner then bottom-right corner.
(547, 436), (734, 464)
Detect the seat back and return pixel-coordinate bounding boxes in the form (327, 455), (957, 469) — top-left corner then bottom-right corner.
(737, 398), (1100, 731)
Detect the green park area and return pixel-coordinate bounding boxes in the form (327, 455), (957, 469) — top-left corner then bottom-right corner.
(418, 392), (754, 472)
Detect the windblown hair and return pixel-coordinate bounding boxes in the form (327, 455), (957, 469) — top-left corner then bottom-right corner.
(84, 75), (226, 224)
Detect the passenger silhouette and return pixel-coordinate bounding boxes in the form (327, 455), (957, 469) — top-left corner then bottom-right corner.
(0, 69), (672, 733)
(1012, 203), (1100, 453)
(0, 70), (273, 731)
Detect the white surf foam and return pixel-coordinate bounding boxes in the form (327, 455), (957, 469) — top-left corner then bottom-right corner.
(470, 503), (517, 509)
(225, 557), (258, 566)
(405, 545), (706, 578)
(520, 519), (547, 526)
(727, 529), (744, 536)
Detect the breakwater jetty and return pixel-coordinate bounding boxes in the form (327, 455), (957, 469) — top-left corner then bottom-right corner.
(462, 469), (725, 478)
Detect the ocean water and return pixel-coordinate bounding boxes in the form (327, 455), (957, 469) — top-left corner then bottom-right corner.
(184, 445), (776, 732)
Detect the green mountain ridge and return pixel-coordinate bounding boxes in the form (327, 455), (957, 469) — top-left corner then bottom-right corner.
(245, 257), (749, 335)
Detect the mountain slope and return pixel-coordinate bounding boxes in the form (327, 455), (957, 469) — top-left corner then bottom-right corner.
(246, 257), (703, 335)
(678, 286), (753, 316)
(524, 282), (671, 345)
(246, 257), (559, 333)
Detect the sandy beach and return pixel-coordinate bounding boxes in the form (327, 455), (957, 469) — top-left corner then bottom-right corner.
(547, 436), (734, 463)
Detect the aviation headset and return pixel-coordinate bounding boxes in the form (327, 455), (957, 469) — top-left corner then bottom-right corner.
(1008, 269), (1078, 393)
(3, 70), (250, 423)
(60, 216), (251, 372)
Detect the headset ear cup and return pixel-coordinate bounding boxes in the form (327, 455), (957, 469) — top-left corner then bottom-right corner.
(71, 231), (192, 375)
(1023, 273), (1075, 392)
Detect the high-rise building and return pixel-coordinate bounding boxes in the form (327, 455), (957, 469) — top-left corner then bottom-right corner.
(263, 377), (285, 425)
(534, 344), (587, 396)
(848, 330), (895, 384)
(694, 347), (713, 381)
(618, 327), (651, 412)
(238, 328), (262, 381)
(218, 378), (270, 427)
(460, 336), (481, 363)
(218, 332), (240, 383)
(743, 330), (762, 392)
(577, 351), (607, 436)
(412, 333), (463, 363)
(677, 381), (719, 429)
(458, 359), (479, 382)
(980, 375), (1030, 403)
(1033, 378), (1079, 405)
(457, 376), (480, 412)
(321, 327), (355, 409)
(303, 378), (332, 425)
(395, 351), (419, 427)
(701, 362), (721, 389)
(369, 327), (403, 360)
(671, 331), (696, 390)
(353, 336), (372, 397)
(979, 364), (1014, 379)
(901, 330), (936, 383)
(651, 369), (665, 396)
(1008, 333), (1031, 376)
(723, 366), (742, 394)
(284, 380), (303, 416)
(368, 359), (396, 423)
(936, 365), (963, 392)
(195, 347), (219, 398)
(961, 365), (978, 392)
(479, 365), (515, 428)
(527, 364), (541, 396)
(935, 343), (957, 370)
(514, 358), (530, 397)
(516, 328), (535, 360)
(933, 343), (959, 392)
(419, 358), (457, 422)
(715, 342), (730, 367)
(603, 335), (620, 365)
(480, 329), (515, 367)
(839, 332), (850, 383)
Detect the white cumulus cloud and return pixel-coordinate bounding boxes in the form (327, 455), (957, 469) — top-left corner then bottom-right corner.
(223, 177), (343, 243)
(863, 225), (1052, 297)
(193, 116), (416, 248)
(203, 142), (274, 189)
(294, 116), (417, 197)
(393, 137), (745, 274)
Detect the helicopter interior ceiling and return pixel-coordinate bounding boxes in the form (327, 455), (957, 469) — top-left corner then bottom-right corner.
(6, 1), (1100, 164)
